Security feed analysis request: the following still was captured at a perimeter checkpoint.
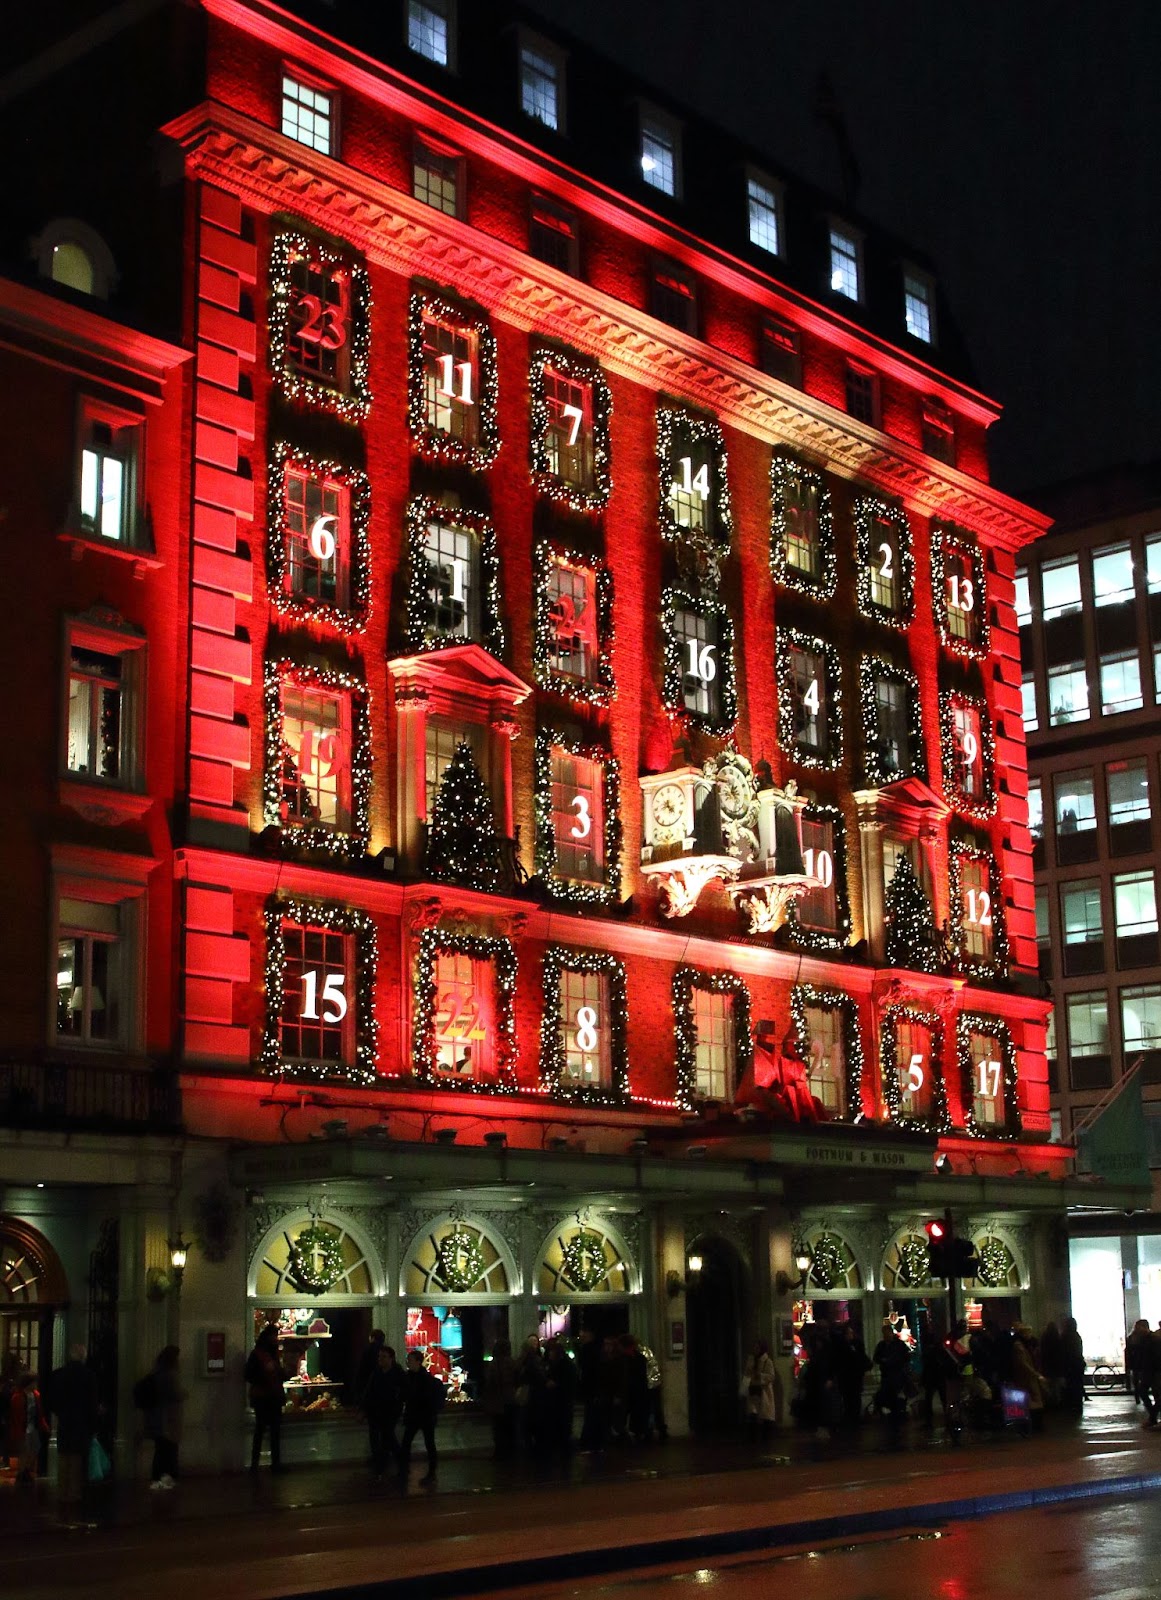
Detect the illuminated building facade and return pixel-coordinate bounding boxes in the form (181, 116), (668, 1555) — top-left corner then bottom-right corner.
(0, 0), (1117, 1464)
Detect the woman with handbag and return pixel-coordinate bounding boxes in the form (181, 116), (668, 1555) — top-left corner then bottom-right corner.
(743, 1339), (776, 1440)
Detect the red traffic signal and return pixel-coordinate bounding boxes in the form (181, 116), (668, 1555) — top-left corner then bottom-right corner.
(925, 1217), (950, 1276)
(925, 1219), (946, 1241)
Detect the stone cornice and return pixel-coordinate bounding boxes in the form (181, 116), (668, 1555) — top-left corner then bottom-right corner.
(163, 103), (1048, 551)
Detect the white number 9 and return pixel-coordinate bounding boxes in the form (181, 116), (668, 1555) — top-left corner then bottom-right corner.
(962, 731), (979, 767)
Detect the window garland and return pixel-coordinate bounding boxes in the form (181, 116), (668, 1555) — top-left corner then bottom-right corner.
(956, 1011), (1021, 1140)
(532, 541), (615, 708)
(949, 843), (1009, 982)
(407, 288), (500, 469)
(854, 494), (914, 629)
(655, 407), (733, 547)
(791, 983), (865, 1121)
(660, 587), (738, 734)
(538, 946), (630, 1106)
(262, 658), (372, 860)
(412, 927), (518, 1095)
(533, 729), (622, 905)
(775, 625), (844, 771)
(931, 524), (989, 660)
(672, 967), (753, 1111)
(769, 452), (836, 600)
(880, 1004), (951, 1133)
(784, 802), (852, 954)
(259, 896), (378, 1086)
(268, 230), (372, 421)
(403, 495), (505, 659)
(939, 688), (997, 820)
(529, 347), (613, 511)
(266, 442), (371, 634)
(858, 653), (925, 787)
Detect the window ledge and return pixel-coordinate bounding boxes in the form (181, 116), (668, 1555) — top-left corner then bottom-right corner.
(59, 527), (163, 577)
(59, 777), (152, 826)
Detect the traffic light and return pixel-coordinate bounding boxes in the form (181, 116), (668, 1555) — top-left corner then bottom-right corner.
(951, 1236), (980, 1279)
(925, 1217), (950, 1277)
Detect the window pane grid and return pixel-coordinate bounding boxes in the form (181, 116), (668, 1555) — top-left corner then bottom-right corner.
(551, 752), (603, 881)
(288, 257), (350, 389)
(284, 470), (343, 604)
(896, 1018), (934, 1119)
(960, 858), (993, 961)
(559, 969), (607, 1084)
(1123, 986), (1161, 1052)
(280, 686), (347, 830)
(1100, 650), (1143, 714)
(414, 143), (459, 217)
(641, 117), (676, 194)
(867, 520), (899, 610)
(1108, 758), (1150, 825)
(520, 46), (559, 128)
(747, 177), (780, 254)
(798, 817), (838, 931)
(422, 315), (477, 441)
(281, 924), (348, 1063)
(56, 909), (121, 1046)
(675, 607), (719, 719)
(68, 646), (122, 781)
(1062, 880), (1103, 944)
(904, 272), (932, 341)
(408, 0), (449, 64)
(281, 77), (333, 154)
(829, 227), (860, 298)
(1114, 871), (1158, 937)
(693, 989), (734, 1100)
(783, 476), (820, 575)
(432, 950), (491, 1079)
(1067, 992), (1110, 1058)
(543, 370), (592, 487)
(425, 723), (480, 822)
(667, 438), (711, 532)
(546, 561), (597, 682)
(80, 446), (125, 540)
(791, 646), (827, 755)
(1055, 770), (1097, 833)
(970, 1032), (1005, 1125)
(804, 1004), (845, 1113)
(422, 517), (477, 639)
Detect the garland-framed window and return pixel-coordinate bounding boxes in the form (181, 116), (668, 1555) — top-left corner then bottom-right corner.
(769, 452), (835, 599)
(859, 654), (924, 785)
(262, 659), (371, 859)
(661, 588), (737, 733)
(940, 689), (996, 818)
(534, 730), (621, 904)
(672, 967), (753, 1109)
(785, 803), (851, 952)
(412, 927), (517, 1094)
(404, 496), (504, 658)
(957, 1012), (1021, 1138)
(539, 946), (629, 1105)
(259, 898), (377, 1086)
(407, 288), (499, 468)
(267, 442), (371, 632)
(656, 407), (732, 548)
(881, 1005), (949, 1132)
(529, 347), (612, 511)
(855, 494), (914, 628)
(792, 984), (864, 1121)
(932, 524), (988, 658)
(268, 230), (371, 420)
(950, 843), (1008, 979)
(776, 626), (843, 770)
(532, 542), (614, 707)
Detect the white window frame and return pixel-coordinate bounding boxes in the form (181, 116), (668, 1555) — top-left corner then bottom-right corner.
(558, 967), (611, 1087)
(50, 852), (148, 1054)
(746, 168), (783, 256)
(280, 71), (336, 157)
(407, 0), (455, 68)
(828, 221), (862, 301)
(903, 265), (935, 343)
(62, 611), (146, 793)
(76, 399), (143, 547)
(639, 103), (681, 198)
(519, 32), (565, 131)
(413, 135), (463, 219)
(693, 987), (735, 1101)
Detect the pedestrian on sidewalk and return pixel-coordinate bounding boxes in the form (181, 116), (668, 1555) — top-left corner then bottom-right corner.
(516, 1333), (546, 1453)
(1058, 1318), (1085, 1415)
(545, 1335), (577, 1453)
(640, 1343), (668, 1442)
(622, 1335), (649, 1444)
(872, 1320), (910, 1427)
(743, 1339), (776, 1441)
(354, 1329), (386, 1418)
(245, 1325), (286, 1473)
(1140, 1326), (1161, 1428)
(483, 1337), (519, 1460)
(362, 1345), (404, 1477)
(398, 1349), (441, 1483)
(47, 1344), (97, 1507)
(146, 1346), (184, 1490)
(1039, 1319), (1064, 1407)
(576, 1329), (604, 1453)
(1127, 1318), (1152, 1406)
(1010, 1325), (1047, 1431)
(10, 1370), (50, 1484)
(836, 1322), (871, 1427)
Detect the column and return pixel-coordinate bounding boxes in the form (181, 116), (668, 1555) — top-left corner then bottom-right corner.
(488, 711), (519, 842)
(655, 1206), (690, 1438)
(393, 684), (429, 872)
(859, 814), (887, 961)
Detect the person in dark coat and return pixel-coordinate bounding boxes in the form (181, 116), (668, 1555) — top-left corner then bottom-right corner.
(544, 1337), (576, 1453)
(517, 1334), (547, 1452)
(575, 1329), (603, 1452)
(354, 1329), (386, 1410)
(873, 1321), (910, 1423)
(362, 1345), (404, 1477)
(1143, 1326), (1161, 1427)
(621, 1335), (650, 1442)
(1127, 1318), (1152, 1406)
(245, 1325), (286, 1473)
(48, 1345), (98, 1505)
(398, 1349), (441, 1482)
(146, 1345), (184, 1489)
(1059, 1317), (1086, 1415)
(482, 1338), (519, 1460)
(837, 1322), (872, 1427)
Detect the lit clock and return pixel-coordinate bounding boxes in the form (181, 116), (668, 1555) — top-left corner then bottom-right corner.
(650, 782), (685, 833)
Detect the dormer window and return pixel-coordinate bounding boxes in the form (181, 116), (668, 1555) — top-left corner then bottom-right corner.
(34, 219), (117, 300)
(408, 0), (454, 67)
(640, 106), (680, 197)
(281, 73), (335, 156)
(520, 37), (564, 130)
(828, 223), (862, 300)
(904, 267), (936, 343)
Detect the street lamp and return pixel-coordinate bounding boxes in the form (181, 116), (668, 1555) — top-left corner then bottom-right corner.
(168, 1231), (190, 1289)
(775, 1242), (814, 1298)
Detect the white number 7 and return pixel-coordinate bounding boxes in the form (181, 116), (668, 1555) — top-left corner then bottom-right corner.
(562, 404), (584, 447)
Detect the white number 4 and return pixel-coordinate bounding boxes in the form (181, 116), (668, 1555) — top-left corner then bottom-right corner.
(301, 970), (348, 1024)
(802, 678), (821, 716)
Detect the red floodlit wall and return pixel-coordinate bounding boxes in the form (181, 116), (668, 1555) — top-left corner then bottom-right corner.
(167, 1), (1050, 1151)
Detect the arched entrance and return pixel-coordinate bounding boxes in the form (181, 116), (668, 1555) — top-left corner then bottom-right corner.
(1, 1218), (68, 1386)
(685, 1235), (748, 1435)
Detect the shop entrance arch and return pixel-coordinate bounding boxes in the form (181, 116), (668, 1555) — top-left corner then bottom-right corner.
(685, 1235), (748, 1435)
(1, 1218), (68, 1387)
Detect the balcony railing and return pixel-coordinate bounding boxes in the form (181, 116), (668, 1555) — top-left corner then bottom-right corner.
(0, 1057), (182, 1134)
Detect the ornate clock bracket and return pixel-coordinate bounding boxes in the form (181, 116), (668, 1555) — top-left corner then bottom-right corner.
(727, 777), (814, 935)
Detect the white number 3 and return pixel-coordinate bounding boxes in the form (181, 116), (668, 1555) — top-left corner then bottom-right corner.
(570, 794), (592, 839)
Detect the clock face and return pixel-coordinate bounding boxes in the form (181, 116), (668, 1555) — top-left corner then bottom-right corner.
(651, 783), (685, 831)
(717, 764), (752, 821)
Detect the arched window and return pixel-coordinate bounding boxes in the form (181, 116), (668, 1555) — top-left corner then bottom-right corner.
(32, 220), (117, 300)
(881, 1229), (941, 1292)
(51, 241), (95, 295)
(404, 1219), (510, 1297)
(253, 1219), (373, 1298)
(538, 1219), (633, 1296)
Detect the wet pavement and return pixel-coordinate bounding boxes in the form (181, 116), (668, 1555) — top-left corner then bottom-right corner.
(2, 1395), (1159, 1598)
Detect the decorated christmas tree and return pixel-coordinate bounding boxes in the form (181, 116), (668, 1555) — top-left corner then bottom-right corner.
(427, 742), (500, 893)
(885, 855), (941, 973)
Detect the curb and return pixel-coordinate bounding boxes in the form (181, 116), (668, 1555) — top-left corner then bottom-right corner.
(288, 1469), (1161, 1599)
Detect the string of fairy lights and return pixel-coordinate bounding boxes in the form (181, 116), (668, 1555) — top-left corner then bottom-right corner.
(879, 1004), (952, 1134)
(949, 841), (1009, 982)
(858, 652), (925, 787)
(250, 228), (1032, 1128)
(956, 1012), (1021, 1140)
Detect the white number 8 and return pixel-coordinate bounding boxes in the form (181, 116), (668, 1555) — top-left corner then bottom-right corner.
(575, 1006), (598, 1052)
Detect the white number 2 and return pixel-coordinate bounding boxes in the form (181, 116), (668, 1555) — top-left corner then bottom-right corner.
(676, 457), (711, 500)
(878, 540), (894, 578)
(300, 970), (348, 1024)
(906, 1053), (925, 1095)
(570, 794), (592, 839)
(437, 355), (474, 404)
(966, 888), (992, 927)
(575, 1005), (598, 1052)
(686, 640), (717, 682)
(977, 1059), (1001, 1100)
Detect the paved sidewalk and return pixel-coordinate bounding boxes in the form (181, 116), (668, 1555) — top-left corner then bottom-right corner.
(4, 1396), (1159, 1599)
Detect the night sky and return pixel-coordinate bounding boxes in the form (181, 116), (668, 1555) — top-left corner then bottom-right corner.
(529, 0), (1161, 502)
